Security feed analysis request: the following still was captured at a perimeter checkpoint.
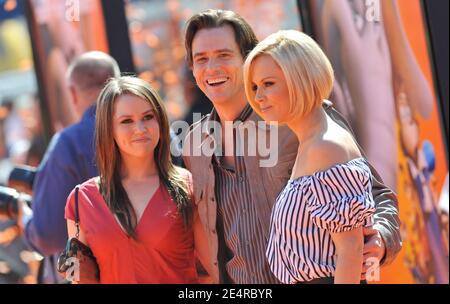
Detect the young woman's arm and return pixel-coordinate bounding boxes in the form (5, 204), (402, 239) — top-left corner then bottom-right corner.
(67, 219), (88, 243)
(331, 227), (364, 284)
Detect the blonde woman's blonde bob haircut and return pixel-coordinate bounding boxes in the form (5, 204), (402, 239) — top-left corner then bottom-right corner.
(243, 30), (334, 121)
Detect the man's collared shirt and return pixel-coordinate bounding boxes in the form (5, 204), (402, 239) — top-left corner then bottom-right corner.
(209, 104), (280, 283)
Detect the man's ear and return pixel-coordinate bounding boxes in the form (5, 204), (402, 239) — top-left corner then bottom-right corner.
(69, 85), (78, 106)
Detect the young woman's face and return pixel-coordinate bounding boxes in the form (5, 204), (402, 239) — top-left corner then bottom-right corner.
(113, 94), (160, 160)
(249, 54), (291, 123)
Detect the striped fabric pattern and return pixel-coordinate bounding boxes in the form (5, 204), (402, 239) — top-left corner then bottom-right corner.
(266, 158), (376, 284)
(214, 156), (280, 283)
(211, 103), (280, 283)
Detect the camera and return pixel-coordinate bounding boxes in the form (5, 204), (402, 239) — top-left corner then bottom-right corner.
(0, 186), (32, 219)
(0, 165), (35, 219)
(8, 165), (37, 195)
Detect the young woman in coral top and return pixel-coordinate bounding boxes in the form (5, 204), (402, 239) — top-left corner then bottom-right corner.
(65, 76), (208, 283)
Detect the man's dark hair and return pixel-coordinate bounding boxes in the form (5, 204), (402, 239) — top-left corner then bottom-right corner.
(184, 9), (259, 67)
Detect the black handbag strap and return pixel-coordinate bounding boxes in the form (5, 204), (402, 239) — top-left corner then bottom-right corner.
(74, 185), (80, 239)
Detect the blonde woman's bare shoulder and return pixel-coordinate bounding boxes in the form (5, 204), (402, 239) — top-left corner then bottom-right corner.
(302, 137), (361, 176)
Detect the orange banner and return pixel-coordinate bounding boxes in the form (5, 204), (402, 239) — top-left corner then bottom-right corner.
(309, 0), (448, 283)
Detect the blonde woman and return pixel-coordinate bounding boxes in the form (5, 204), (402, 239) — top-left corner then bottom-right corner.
(64, 76), (208, 283)
(243, 30), (376, 284)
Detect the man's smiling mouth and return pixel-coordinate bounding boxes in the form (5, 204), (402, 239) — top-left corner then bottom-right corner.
(207, 77), (228, 86)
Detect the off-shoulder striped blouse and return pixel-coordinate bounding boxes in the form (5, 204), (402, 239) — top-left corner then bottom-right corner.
(266, 158), (376, 284)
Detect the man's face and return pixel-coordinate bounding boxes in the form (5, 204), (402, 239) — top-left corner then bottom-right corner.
(191, 25), (246, 106)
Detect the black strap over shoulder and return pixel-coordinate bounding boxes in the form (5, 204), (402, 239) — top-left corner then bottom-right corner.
(74, 185), (80, 239)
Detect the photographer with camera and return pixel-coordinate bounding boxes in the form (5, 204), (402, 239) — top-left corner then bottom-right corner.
(15, 52), (120, 283)
(1, 166), (35, 228)
(0, 166), (39, 283)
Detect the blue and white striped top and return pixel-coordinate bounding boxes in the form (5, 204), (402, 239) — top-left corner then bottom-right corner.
(266, 158), (376, 284)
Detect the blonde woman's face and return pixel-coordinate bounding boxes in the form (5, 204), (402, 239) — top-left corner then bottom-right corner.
(249, 54), (291, 123)
(113, 94), (160, 160)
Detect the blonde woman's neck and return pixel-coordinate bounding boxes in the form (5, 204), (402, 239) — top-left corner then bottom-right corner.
(287, 105), (328, 145)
